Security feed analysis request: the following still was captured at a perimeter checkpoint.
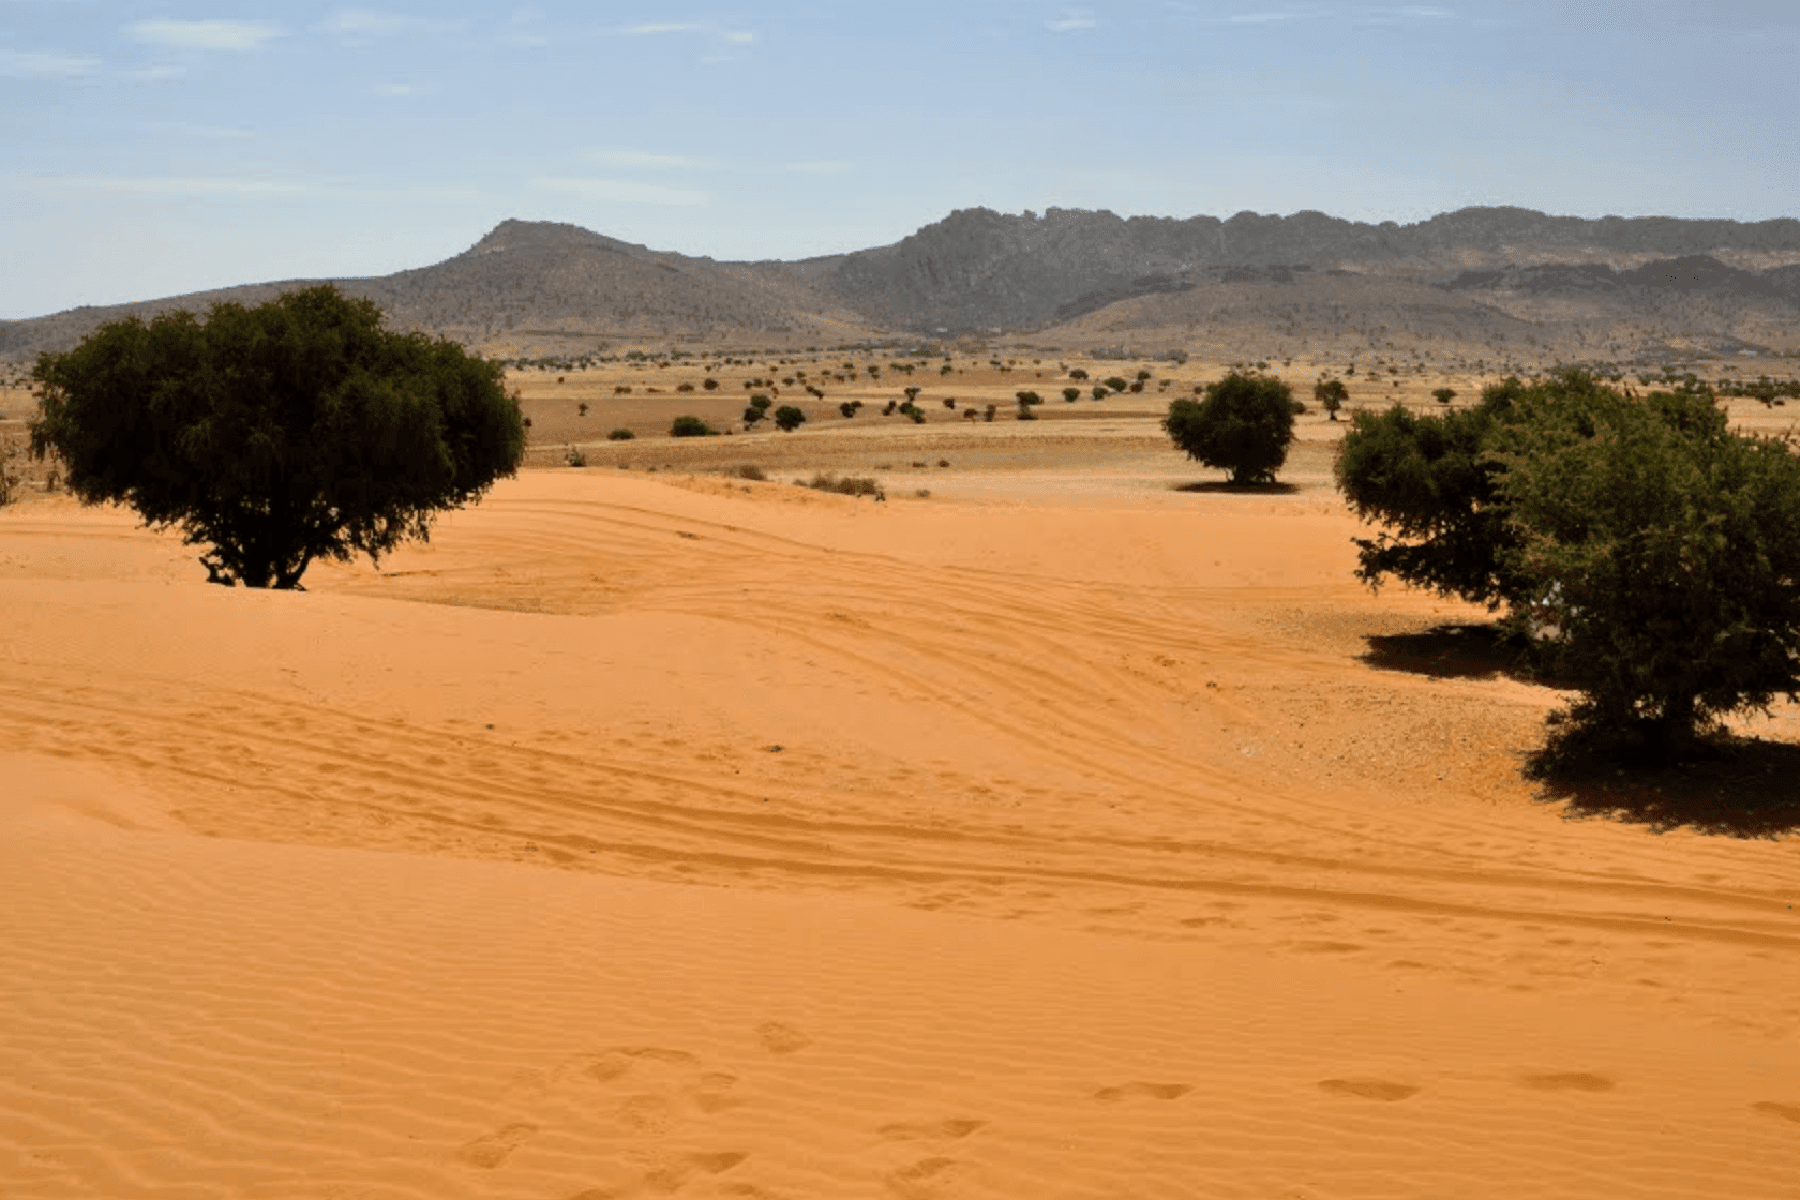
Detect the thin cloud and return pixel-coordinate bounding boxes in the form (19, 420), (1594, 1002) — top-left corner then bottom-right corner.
(586, 147), (708, 171)
(782, 160), (855, 176)
(323, 11), (465, 40)
(532, 177), (709, 207)
(0, 48), (101, 76)
(1048, 11), (1096, 33)
(34, 176), (304, 197)
(619, 21), (756, 45)
(129, 20), (285, 51)
(1357, 6), (1455, 21)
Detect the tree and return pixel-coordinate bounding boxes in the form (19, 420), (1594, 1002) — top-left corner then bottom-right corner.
(774, 405), (806, 432)
(1063, 387), (1082, 403)
(1069, 368), (1089, 381)
(671, 415), (715, 437)
(1491, 380), (1800, 758)
(1016, 390), (1042, 406)
(28, 284), (522, 589)
(1163, 371), (1295, 485)
(1334, 377), (1527, 607)
(1104, 376), (1130, 392)
(1091, 385), (1108, 401)
(1314, 378), (1349, 421)
(702, 377), (719, 390)
(1433, 387), (1457, 406)
(839, 401), (858, 418)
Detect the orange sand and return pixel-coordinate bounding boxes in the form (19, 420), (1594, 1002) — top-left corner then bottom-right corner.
(3, 460), (1798, 1199)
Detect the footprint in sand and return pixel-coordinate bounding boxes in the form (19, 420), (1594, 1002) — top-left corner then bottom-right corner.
(454, 1122), (538, 1169)
(642, 1150), (750, 1193)
(887, 1155), (961, 1200)
(1750, 1100), (1800, 1125)
(1520, 1072), (1616, 1093)
(877, 1118), (987, 1141)
(1317, 1078), (1420, 1102)
(756, 1021), (813, 1055)
(1092, 1082), (1192, 1103)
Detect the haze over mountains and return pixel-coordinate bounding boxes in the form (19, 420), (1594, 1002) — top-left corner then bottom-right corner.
(5, 206), (1800, 365)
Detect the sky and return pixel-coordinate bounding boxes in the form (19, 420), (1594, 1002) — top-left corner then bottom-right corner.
(3, 1), (1797, 319)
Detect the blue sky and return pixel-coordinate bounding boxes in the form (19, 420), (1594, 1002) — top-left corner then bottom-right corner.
(3, 1), (1797, 318)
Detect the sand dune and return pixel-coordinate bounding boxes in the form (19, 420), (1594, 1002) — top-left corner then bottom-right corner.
(4, 459), (1799, 1198)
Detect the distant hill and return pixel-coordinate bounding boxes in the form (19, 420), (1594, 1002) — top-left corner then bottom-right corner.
(0, 219), (884, 360)
(4, 207), (1798, 364)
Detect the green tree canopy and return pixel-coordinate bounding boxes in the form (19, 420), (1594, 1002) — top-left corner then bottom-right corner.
(1163, 371), (1296, 485)
(1314, 378), (1349, 420)
(1492, 381), (1800, 757)
(29, 284), (523, 589)
(1334, 379), (1527, 607)
(1339, 368), (1800, 759)
(774, 405), (806, 432)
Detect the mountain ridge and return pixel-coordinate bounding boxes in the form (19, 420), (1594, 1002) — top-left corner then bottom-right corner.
(4, 206), (1798, 363)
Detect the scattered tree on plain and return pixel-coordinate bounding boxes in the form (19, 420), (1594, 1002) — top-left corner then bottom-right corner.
(1163, 371), (1296, 485)
(671, 415), (716, 437)
(774, 405), (806, 432)
(1314, 378), (1349, 421)
(28, 285), (523, 589)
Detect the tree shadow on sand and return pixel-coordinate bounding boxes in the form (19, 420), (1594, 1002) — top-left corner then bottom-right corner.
(1529, 739), (1800, 839)
(1170, 480), (1301, 495)
(1364, 622), (1800, 838)
(1360, 622), (1537, 682)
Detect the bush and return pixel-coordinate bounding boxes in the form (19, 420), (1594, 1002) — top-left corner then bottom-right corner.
(1063, 387), (1081, 403)
(1069, 368), (1089, 381)
(702, 377), (719, 390)
(1104, 376), (1130, 392)
(774, 405), (806, 432)
(27, 284), (522, 588)
(1016, 390), (1042, 406)
(805, 472), (883, 498)
(1162, 371), (1295, 485)
(750, 394), (771, 410)
(1016, 404), (1038, 421)
(1433, 387), (1457, 405)
(671, 415), (715, 437)
(731, 464), (768, 481)
(1092, 386), (1108, 401)
(839, 401), (858, 418)
(608, 428), (635, 440)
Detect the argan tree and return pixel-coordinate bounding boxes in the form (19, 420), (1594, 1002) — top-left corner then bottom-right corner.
(1163, 371), (1295, 485)
(774, 405), (806, 432)
(1491, 379), (1800, 758)
(1314, 378), (1349, 420)
(29, 284), (523, 589)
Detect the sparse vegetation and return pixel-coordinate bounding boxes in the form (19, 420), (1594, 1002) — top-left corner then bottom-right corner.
(1314, 378), (1349, 421)
(608, 428), (635, 440)
(804, 472), (883, 498)
(774, 405), (806, 432)
(671, 416), (716, 437)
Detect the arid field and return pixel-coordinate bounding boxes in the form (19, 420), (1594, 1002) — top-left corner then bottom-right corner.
(3, 356), (1799, 1198)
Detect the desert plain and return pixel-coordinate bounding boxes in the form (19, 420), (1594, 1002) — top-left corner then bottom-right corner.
(3, 352), (1800, 1199)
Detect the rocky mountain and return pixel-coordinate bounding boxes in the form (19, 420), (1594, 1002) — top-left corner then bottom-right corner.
(4, 207), (1799, 364)
(819, 207), (1800, 333)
